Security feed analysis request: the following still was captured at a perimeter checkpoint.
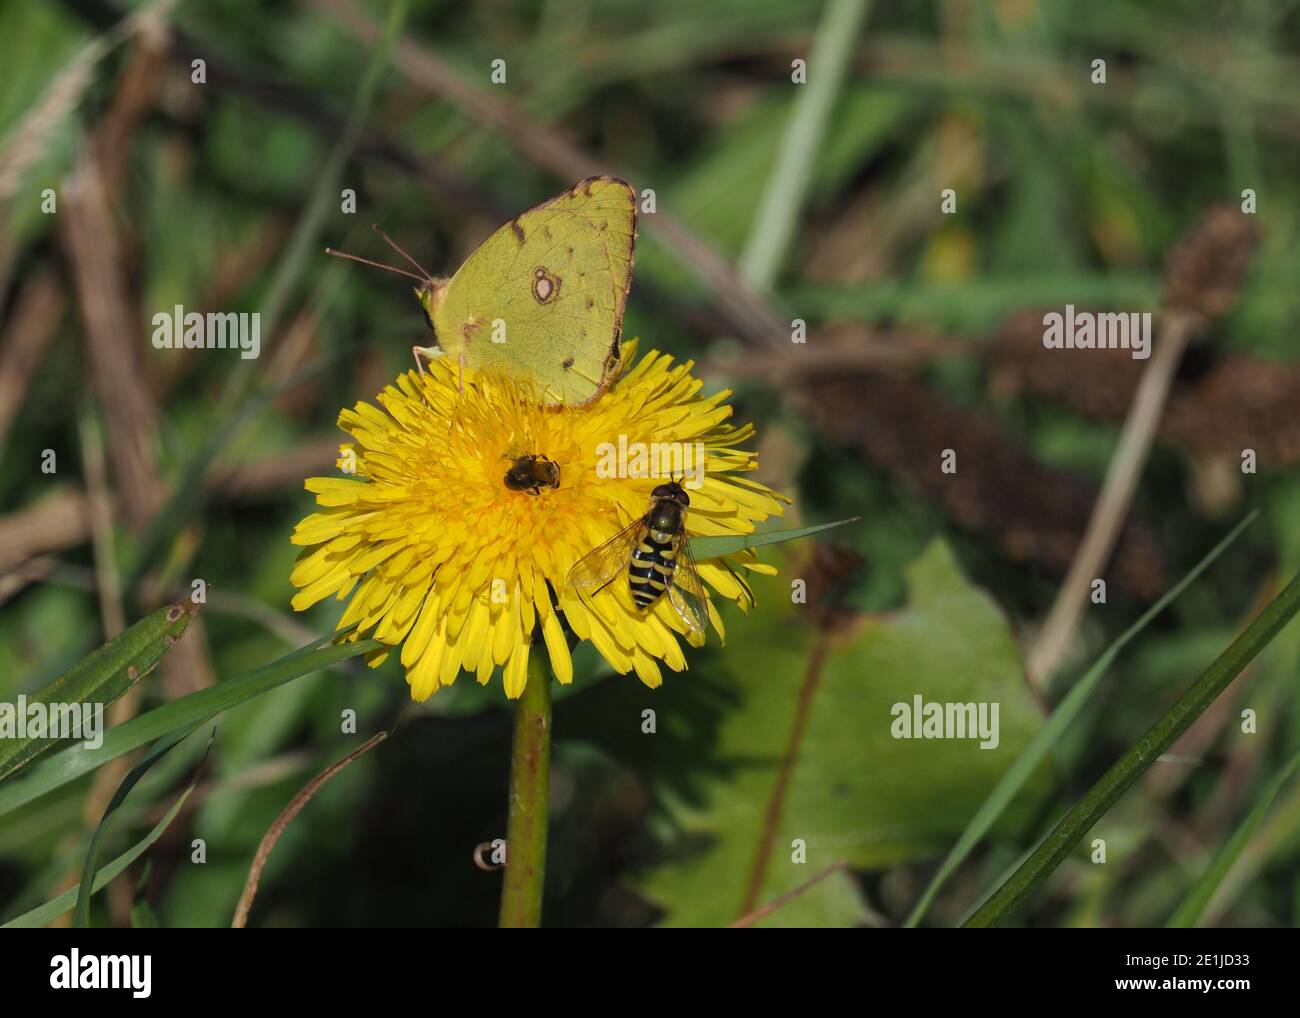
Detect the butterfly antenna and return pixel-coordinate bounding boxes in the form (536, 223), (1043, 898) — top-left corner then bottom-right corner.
(372, 224), (433, 280)
(324, 247), (425, 282)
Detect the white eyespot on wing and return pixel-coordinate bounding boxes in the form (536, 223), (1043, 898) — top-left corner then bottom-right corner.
(532, 266), (560, 304)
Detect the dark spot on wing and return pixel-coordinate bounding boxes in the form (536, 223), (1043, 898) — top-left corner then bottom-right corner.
(510, 219), (525, 244)
(562, 356), (575, 370)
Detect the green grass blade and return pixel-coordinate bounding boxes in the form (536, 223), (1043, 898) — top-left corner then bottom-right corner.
(0, 636), (380, 820)
(129, 862), (160, 927)
(964, 561), (1300, 927)
(690, 517), (860, 559)
(3, 775), (198, 928)
(252, 0), (406, 349)
(121, 0), (406, 595)
(738, 0), (872, 289)
(74, 724), (205, 927)
(1166, 747), (1300, 928)
(0, 601), (196, 781)
(904, 512), (1257, 927)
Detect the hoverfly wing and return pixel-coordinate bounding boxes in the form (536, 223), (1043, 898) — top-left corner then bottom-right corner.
(665, 531), (710, 642)
(566, 516), (646, 601)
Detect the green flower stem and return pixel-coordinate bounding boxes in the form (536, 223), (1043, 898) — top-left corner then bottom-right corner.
(498, 650), (553, 928)
(964, 567), (1300, 928)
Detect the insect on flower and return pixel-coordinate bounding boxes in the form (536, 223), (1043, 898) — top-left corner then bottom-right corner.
(503, 453), (561, 495)
(290, 346), (785, 699)
(567, 480), (748, 643)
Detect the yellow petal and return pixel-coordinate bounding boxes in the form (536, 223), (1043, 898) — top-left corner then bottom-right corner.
(542, 611), (573, 685)
(503, 644), (530, 699)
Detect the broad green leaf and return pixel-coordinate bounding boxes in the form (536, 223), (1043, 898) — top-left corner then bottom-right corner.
(0, 602), (196, 781)
(1167, 747), (1300, 928)
(568, 539), (1048, 926)
(76, 725), (206, 927)
(0, 636), (380, 820)
(766, 541), (1047, 886)
(690, 517), (859, 559)
(905, 512), (1257, 927)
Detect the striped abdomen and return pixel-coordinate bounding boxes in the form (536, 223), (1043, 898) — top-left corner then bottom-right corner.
(629, 529), (677, 611)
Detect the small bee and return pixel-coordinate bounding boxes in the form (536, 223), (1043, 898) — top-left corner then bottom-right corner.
(568, 481), (747, 642)
(504, 453), (560, 495)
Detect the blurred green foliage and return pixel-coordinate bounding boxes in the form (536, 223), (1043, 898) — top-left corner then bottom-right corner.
(2, 0), (1300, 928)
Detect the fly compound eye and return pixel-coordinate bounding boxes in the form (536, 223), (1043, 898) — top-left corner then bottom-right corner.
(655, 481), (688, 505)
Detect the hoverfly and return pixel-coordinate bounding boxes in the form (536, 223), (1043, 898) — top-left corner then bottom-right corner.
(567, 481), (718, 640)
(503, 453), (560, 495)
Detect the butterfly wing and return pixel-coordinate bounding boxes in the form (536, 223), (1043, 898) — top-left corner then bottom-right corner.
(429, 177), (636, 406)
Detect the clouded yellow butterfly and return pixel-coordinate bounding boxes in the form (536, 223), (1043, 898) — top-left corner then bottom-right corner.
(331, 177), (637, 406)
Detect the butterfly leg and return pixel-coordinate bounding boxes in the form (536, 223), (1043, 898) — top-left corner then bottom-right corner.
(412, 345), (440, 378)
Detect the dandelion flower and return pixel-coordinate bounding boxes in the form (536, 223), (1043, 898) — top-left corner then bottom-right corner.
(289, 344), (787, 699)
